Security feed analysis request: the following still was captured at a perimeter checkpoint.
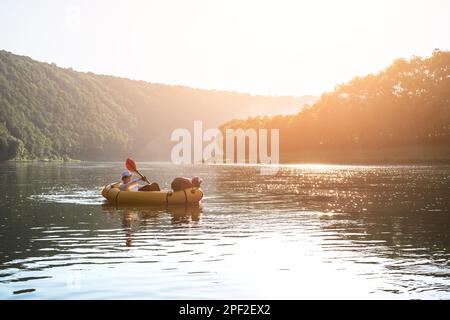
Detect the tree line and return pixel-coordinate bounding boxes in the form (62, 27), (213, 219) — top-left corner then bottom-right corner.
(0, 50), (308, 161)
(221, 49), (450, 163)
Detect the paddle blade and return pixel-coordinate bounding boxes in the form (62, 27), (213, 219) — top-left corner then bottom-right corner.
(125, 158), (137, 172)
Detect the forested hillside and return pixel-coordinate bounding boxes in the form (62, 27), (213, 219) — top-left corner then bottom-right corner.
(222, 50), (450, 163)
(0, 50), (313, 161)
(3, 49), (448, 164)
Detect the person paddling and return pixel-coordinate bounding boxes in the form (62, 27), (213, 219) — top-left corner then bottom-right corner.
(119, 170), (160, 192)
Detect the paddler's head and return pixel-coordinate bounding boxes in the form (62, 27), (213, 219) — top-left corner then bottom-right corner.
(121, 170), (132, 183)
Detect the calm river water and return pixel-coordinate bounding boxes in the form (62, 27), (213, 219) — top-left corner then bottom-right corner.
(0, 162), (449, 299)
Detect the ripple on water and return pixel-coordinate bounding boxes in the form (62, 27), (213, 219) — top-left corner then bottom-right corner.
(29, 188), (104, 205)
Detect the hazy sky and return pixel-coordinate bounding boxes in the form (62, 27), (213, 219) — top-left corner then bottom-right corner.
(1, 0), (449, 96)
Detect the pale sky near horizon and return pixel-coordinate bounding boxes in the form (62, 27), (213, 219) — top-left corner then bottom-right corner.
(0, 0), (449, 96)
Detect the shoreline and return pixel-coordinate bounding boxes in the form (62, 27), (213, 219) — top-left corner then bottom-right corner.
(4, 145), (450, 166)
(4, 158), (450, 166)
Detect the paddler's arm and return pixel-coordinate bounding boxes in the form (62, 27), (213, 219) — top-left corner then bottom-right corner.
(120, 178), (143, 191)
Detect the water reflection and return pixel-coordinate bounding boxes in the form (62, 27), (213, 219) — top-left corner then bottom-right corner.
(101, 204), (202, 247)
(0, 162), (449, 299)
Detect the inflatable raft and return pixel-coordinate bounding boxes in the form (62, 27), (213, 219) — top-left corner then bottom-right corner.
(101, 183), (203, 206)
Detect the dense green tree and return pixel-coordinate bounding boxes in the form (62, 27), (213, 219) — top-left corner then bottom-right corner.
(0, 50), (309, 161)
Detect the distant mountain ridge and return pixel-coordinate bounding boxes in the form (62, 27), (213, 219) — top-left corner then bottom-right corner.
(0, 50), (316, 161)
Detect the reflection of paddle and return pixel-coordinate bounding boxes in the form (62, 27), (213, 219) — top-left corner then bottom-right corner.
(125, 158), (150, 184)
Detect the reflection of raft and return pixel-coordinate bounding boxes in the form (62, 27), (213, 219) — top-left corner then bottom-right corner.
(101, 183), (203, 206)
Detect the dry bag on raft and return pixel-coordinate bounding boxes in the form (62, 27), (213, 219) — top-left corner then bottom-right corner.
(171, 177), (202, 191)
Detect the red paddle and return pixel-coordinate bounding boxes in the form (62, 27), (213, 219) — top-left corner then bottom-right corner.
(125, 158), (150, 184)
